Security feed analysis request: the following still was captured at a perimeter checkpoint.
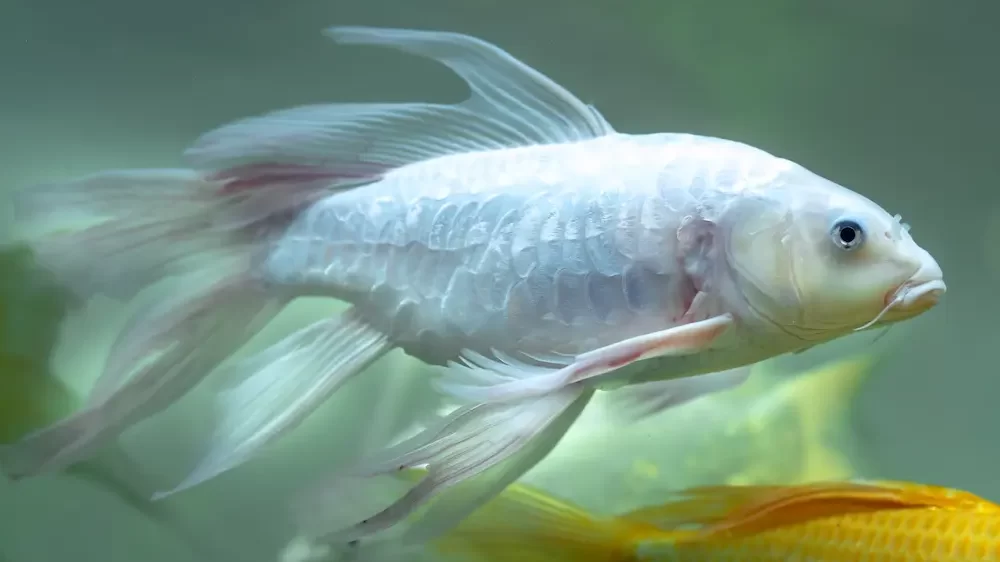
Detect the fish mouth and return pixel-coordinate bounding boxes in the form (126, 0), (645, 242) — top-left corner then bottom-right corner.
(883, 254), (946, 320)
(890, 279), (946, 314)
(862, 257), (945, 330)
(902, 278), (946, 306)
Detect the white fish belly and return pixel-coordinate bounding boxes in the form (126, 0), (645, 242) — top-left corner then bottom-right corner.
(261, 138), (697, 364)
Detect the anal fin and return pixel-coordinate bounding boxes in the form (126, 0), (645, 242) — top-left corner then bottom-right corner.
(155, 307), (391, 499)
(299, 384), (595, 547)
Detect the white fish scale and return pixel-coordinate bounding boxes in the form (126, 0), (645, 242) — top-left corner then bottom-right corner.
(262, 135), (777, 362)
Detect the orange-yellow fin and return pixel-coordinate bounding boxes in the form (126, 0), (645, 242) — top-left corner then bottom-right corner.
(429, 478), (644, 562)
(852, 480), (1000, 514)
(620, 480), (1000, 541)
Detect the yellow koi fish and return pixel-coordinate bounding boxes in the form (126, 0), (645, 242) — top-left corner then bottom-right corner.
(322, 476), (1000, 562)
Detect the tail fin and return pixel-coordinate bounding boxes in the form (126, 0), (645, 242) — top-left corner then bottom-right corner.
(0, 326), (227, 560)
(0, 267), (286, 478)
(9, 166), (357, 302)
(12, 169), (232, 302)
(1, 159), (378, 478)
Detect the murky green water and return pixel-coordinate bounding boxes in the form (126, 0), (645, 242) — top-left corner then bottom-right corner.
(1, 1), (997, 560)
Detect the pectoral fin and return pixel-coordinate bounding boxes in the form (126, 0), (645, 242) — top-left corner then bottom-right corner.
(438, 315), (734, 404)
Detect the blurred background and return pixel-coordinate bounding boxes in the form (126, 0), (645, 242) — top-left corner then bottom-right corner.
(1, 0), (997, 560)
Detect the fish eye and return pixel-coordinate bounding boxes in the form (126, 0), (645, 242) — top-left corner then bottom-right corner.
(831, 219), (864, 251)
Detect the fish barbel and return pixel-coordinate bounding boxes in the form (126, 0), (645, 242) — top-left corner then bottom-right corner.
(0, 26), (944, 541)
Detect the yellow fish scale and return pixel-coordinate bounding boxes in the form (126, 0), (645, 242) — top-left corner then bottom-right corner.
(665, 508), (1000, 562)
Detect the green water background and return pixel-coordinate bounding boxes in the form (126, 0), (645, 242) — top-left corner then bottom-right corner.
(0, 1), (996, 560)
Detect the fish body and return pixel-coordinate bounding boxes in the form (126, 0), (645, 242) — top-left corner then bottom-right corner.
(324, 476), (1000, 562)
(1, 26), (944, 542)
(267, 133), (798, 368)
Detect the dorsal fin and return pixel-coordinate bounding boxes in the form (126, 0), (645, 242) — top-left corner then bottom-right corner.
(185, 26), (615, 174)
(620, 480), (1000, 540)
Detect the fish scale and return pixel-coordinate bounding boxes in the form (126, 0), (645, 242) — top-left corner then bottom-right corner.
(263, 139), (689, 361)
(653, 509), (1000, 561)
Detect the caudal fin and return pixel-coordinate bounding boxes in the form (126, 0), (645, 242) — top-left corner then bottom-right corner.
(0, 265), (286, 479)
(2, 149), (381, 479)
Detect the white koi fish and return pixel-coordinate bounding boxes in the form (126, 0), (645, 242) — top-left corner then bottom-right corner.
(0, 26), (944, 544)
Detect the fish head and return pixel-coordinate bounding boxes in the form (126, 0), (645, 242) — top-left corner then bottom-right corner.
(724, 165), (945, 339)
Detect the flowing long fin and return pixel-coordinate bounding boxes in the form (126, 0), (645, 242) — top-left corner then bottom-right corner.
(0, 337), (227, 560)
(286, 466), (647, 562)
(185, 26), (615, 172)
(437, 315), (734, 404)
(393, 388), (593, 547)
(0, 273), (287, 479)
(620, 480), (998, 540)
(603, 366), (752, 423)
(155, 307), (391, 499)
(3, 109), (377, 477)
(282, 469), (428, 562)
(10, 170), (225, 302)
(298, 385), (594, 546)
